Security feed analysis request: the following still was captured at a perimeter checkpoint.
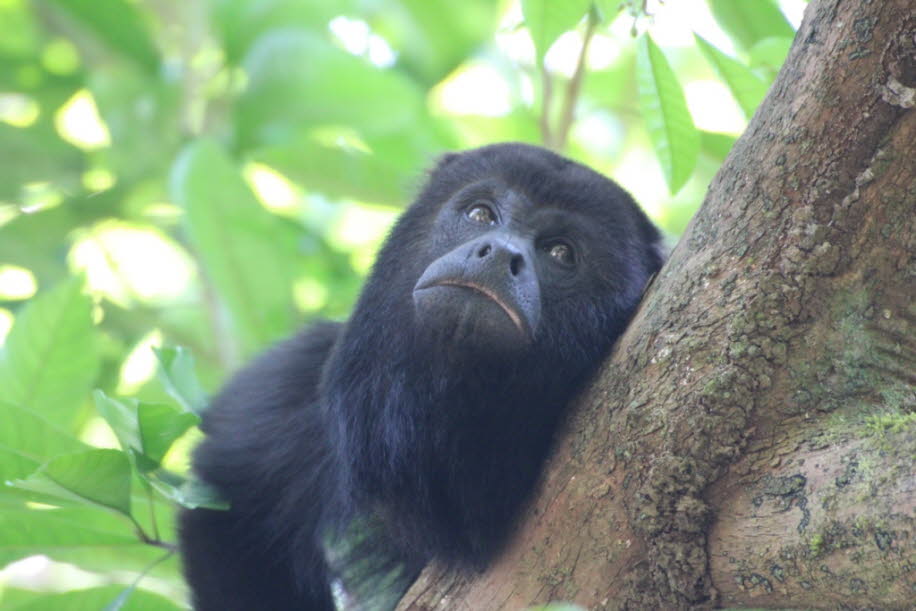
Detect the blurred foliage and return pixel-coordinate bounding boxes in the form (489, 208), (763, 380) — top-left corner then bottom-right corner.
(0, 0), (799, 607)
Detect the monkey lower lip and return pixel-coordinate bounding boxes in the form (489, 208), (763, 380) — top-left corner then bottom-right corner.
(420, 280), (527, 336)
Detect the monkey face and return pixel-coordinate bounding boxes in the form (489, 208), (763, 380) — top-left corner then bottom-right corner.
(412, 195), (542, 354)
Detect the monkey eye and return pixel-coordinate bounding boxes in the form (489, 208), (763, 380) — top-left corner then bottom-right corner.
(547, 242), (575, 266)
(466, 203), (497, 225)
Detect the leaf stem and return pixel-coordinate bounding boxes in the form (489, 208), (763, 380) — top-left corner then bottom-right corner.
(145, 483), (161, 541)
(102, 549), (175, 611)
(131, 515), (177, 552)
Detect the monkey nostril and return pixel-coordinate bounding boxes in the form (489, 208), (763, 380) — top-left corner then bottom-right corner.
(509, 254), (524, 276)
(477, 244), (491, 257)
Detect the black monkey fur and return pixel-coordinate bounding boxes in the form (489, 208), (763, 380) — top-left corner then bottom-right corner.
(179, 143), (665, 610)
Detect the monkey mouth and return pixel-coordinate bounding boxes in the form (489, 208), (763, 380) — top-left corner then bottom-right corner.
(415, 279), (527, 336)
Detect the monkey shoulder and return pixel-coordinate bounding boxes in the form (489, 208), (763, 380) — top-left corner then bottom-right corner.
(192, 320), (342, 503)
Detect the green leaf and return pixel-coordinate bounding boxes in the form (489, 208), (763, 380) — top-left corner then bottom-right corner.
(153, 346), (208, 415)
(9, 449), (132, 517)
(593, 0), (621, 23)
(169, 140), (301, 354)
(695, 35), (769, 118)
(0, 0), (40, 57)
(376, 0), (501, 85)
(748, 36), (793, 71)
(0, 504), (134, 565)
(137, 403), (198, 465)
(0, 585), (182, 611)
(88, 66), (182, 181)
(45, 0), (160, 72)
(254, 138), (407, 205)
(94, 390), (142, 455)
(211, 0), (349, 64)
(0, 401), (86, 482)
(700, 131), (738, 162)
(0, 278), (99, 426)
(146, 470), (228, 510)
(636, 36), (699, 194)
(0, 500), (174, 573)
(236, 30), (422, 149)
(94, 390), (198, 470)
(0, 123), (84, 201)
(521, 0), (592, 66)
(708, 0), (795, 55)
(253, 115), (457, 206)
(0, 201), (101, 284)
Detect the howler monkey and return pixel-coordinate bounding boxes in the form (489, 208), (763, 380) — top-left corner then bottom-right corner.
(179, 143), (665, 610)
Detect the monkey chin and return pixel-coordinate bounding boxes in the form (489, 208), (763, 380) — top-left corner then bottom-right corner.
(412, 284), (533, 357)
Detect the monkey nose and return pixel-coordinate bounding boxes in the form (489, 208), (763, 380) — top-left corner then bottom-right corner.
(473, 240), (528, 277)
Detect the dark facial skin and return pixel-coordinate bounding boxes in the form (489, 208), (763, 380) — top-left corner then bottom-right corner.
(404, 158), (659, 363)
(412, 183), (547, 353)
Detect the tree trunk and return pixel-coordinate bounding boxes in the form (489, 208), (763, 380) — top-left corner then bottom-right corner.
(399, 0), (915, 608)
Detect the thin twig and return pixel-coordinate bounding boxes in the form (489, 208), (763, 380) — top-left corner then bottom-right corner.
(137, 530), (179, 553)
(145, 483), (160, 542)
(555, 11), (599, 151)
(539, 60), (555, 148)
(130, 514), (178, 552)
(102, 549), (176, 610)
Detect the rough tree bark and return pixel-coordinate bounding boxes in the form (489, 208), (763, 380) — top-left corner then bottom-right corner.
(399, 0), (915, 609)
